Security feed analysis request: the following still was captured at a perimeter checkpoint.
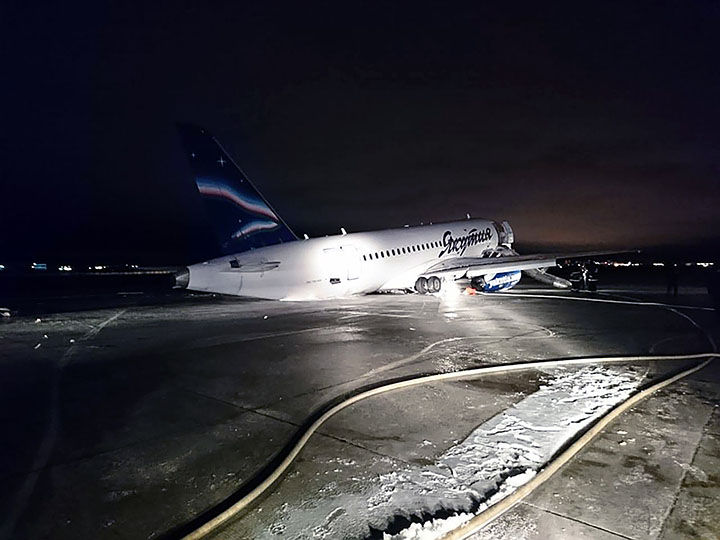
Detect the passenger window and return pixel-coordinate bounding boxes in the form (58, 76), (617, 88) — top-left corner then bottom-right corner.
(391, 249), (396, 256)
(381, 252), (385, 258)
(363, 255), (367, 261)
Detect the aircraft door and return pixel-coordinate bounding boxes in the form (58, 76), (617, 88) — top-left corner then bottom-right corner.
(342, 245), (361, 280)
(323, 247), (346, 285)
(323, 245), (361, 289)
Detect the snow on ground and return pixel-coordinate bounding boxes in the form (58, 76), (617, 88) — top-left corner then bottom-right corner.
(261, 365), (646, 539)
(382, 471), (537, 540)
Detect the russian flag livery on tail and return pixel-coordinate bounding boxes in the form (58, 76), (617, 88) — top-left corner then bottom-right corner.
(177, 123), (297, 255)
(175, 124), (628, 300)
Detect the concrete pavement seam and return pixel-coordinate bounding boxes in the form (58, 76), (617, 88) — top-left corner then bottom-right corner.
(519, 501), (637, 540)
(174, 384), (420, 468)
(655, 399), (717, 540)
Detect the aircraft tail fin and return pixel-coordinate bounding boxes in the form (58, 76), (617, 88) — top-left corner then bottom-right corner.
(177, 123), (297, 255)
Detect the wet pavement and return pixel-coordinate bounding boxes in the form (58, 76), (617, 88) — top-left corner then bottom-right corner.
(0, 283), (718, 539)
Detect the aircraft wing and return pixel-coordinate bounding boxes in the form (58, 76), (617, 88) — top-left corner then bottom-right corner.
(423, 250), (632, 279)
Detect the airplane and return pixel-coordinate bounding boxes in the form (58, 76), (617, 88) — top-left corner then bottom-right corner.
(174, 124), (615, 301)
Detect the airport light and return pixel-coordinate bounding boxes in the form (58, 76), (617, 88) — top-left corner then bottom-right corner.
(58, 265), (72, 272)
(31, 262), (47, 271)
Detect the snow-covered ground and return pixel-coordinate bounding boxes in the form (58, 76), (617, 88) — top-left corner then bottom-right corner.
(260, 365), (647, 539)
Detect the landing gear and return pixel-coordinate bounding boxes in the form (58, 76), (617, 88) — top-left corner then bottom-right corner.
(415, 276), (441, 294)
(470, 276), (486, 291)
(414, 277), (428, 294)
(569, 263), (598, 292)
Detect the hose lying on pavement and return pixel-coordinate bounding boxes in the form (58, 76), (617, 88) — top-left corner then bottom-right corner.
(171, 352), (719, 540)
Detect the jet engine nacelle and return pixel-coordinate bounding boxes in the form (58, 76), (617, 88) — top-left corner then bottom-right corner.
(473, 271), (522, 292)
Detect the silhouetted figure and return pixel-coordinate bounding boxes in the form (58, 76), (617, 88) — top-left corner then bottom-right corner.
(708, 268), (720, 314)
(666, 263), (680, 296)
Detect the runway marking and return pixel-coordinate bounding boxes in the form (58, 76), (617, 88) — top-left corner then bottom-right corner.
(359, 326), (556, 380)
(596, 291), (717, 352)
(187, 326), (334, 350)
(648, 336), (685, 353)
(0, 309), (127, 540)
(337, 310), (416, 320)
(484, 289), (717, 356)
(482, 291), (715, 311)
(174, 352), (719, 540)
(262, 323), (558, 410)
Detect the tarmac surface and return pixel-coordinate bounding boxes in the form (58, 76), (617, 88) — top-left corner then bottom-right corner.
(0, 282), (718, 540)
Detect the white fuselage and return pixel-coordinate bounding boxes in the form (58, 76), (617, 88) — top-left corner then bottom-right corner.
(186, 219), (502, 300)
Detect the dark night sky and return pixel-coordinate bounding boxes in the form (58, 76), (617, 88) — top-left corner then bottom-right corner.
(2, 1), (719, 264)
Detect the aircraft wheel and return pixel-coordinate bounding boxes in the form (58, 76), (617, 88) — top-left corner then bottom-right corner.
(428, 276), (441, 293)
(415, 277), (428, 294)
